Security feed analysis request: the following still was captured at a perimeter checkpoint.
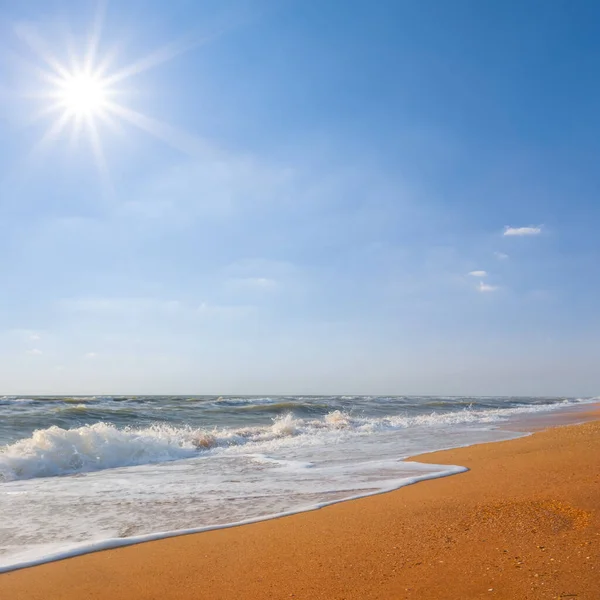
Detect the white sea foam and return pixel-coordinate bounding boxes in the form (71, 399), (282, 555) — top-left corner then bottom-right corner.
(0, 400), (577, 481)
(0, 461), (466, 573)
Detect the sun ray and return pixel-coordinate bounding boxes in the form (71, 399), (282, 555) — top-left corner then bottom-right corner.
(8, 51), (67, 90)
(96, 109), (125, 137)
(104, 101), (210, 156)
(32, 111), (73, 154)
(26, 101), (67, 129)
(68, 113), (86, 149)
(102, 16), (238, 87)
(84, 0), (108, 74)
(14, 23), (72, 80)
(103, 37), (199, 86)
(91, 45), (119, 80)
(62, 23), (79, 74)
(37, 70), (68, 89)
(86, 115), (112, 190)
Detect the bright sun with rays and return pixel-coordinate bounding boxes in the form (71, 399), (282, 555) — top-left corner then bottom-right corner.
(55, 71), (109, 117)
(16, 7), (201, 177)
(35, 50), (130, 174)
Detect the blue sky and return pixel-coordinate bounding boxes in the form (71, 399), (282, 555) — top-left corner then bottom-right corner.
(1, 0), (599, 395)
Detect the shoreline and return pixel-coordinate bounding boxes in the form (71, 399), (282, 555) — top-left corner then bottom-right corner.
(0, 462), (469, 575)
(1, 409), (598, 599)
(1, 401), (594, 574)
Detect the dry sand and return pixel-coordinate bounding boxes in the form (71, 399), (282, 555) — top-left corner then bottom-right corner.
(1, 415), (598, 600)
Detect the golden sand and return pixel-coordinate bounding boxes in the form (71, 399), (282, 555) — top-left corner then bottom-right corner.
(1, 415), (598, 599)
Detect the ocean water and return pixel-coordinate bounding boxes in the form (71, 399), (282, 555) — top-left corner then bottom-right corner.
(0, 394), (594, 571)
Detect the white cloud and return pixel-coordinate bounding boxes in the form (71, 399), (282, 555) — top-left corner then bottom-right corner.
(477, 281), (498, 293)
(27, 348), (43, 355)
(503, 226), (542, 237)
(85, 352), (98, 359)
(468, 270), (487, 277)
(29, 333), (41, 341)
(229, 277), (278, 290)
(494, 252), (509, 260)
(250, 277), (277, 288)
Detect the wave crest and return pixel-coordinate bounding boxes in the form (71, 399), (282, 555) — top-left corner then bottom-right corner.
(0, 401), (574, 481)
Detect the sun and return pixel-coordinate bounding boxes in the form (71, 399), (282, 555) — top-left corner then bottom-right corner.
(56, 72), (109, 117)
(18, 9), (214, 175)
(36, 63), (117, 175)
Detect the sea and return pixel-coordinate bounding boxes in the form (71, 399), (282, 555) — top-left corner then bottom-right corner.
(0, 394), (595, 572)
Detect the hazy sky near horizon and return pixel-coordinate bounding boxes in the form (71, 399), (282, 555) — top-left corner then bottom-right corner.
(1, 0), (599, 396)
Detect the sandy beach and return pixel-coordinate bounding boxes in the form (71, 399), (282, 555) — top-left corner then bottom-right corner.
(1, 414), (598, 600)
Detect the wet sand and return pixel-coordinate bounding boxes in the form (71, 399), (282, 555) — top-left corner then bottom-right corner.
(1, 413), (598, 600)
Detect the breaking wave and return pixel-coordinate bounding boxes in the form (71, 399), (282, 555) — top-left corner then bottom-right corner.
(0, 400), (577, 482)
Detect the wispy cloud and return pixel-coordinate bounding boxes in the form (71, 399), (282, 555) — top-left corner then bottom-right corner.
(27, 348), (43, 355)
(477, 281), (498, 293)
(228, 277), (278, 290)
(119, 158), (295, 225)
(29, 333), (41, 341)
(60, 297), (183, 315)
(468, 270), (487, 277)
(503, 226), (542, 237)
(60, 296), (255, 324)
(494, 252), (509, 260)
(84, 352), (98, 359)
